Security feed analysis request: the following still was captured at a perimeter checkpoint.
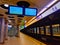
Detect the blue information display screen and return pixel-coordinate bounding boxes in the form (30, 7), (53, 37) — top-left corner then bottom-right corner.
(9, 6), (23, 15)
(25, 8), (37, 16)
(8, 6), (37, 16)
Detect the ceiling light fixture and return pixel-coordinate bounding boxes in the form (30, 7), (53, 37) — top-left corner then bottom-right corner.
(37, 0), (58, 16)
(0, 4), (9, 9)
(4, 4), (9, 7)
(25, 20), (27, 23)
(8, 20), (11, 22)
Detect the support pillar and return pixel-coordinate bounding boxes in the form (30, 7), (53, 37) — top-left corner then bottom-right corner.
(0, 18), (5, 44)
(16, 25), (20, 37)
(4, 20), (8, 40)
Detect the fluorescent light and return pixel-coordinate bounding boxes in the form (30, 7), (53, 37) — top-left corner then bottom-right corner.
(37, 0), (58, 16)
(8, 20), (11, 22)
(25, 20), (27, 23)
(4, 4), (9, 7)
(26, 0), (58, 27)
(8, 25), (12, 27)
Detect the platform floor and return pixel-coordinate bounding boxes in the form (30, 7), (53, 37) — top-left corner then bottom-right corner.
(0, 32), (46, 45)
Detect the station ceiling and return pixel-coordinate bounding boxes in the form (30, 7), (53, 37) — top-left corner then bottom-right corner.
(0, 0), (54, 26)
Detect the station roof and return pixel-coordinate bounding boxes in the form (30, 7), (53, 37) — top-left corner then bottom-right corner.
(0, 0), (54, 26)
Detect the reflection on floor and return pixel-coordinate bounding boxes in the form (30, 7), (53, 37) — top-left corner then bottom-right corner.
(0, 32), (46, 45)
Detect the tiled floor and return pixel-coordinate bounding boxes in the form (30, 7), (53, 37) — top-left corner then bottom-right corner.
(0, 32), (46, 45)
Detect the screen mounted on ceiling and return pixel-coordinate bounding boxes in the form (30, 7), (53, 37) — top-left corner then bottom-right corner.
(8, 6), (37, 16)
(8, 6), (23, 15)
(25, 8), (37, 16)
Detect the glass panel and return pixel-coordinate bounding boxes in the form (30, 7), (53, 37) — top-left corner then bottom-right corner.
(40, 27), (44, 34)
(32, 28), (34, 33)
(34, 28), (36, 34)
(37, 27), (39, 34)
(30, 28), (33, 33)
(46, 26), (50, 35)
(52, 24), (60, 36)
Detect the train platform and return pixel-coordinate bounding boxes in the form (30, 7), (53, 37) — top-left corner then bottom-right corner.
(0, 32), (46, 45)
